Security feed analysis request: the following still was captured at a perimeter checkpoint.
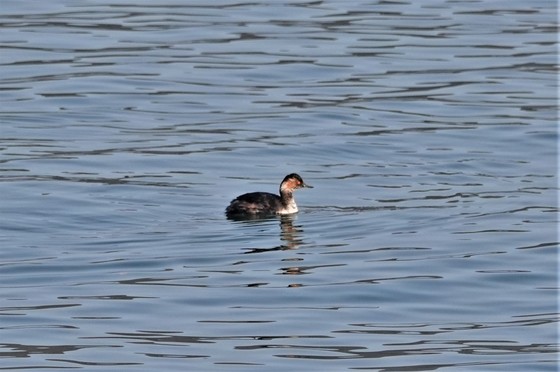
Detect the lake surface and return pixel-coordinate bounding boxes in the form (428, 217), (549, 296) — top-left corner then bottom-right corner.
(0, 0), (558, 370)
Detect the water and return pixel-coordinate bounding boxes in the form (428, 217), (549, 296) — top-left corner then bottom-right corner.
(0, 0), (558, 370)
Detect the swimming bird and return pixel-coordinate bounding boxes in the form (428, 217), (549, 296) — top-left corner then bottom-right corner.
(225, 173), (313, 218)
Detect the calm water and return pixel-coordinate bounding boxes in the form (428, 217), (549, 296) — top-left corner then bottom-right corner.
(0, 0), (558, 371)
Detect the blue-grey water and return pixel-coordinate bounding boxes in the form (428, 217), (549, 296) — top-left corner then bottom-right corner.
(0, 0), (558, 371)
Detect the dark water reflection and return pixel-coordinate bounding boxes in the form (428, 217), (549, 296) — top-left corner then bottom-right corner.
(1, 0), (558, 371)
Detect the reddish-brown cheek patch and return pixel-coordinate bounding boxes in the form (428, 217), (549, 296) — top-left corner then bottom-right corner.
(284, 179), (297, 189)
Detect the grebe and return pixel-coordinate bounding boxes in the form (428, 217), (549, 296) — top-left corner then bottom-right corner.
(225, 173), (313, 218)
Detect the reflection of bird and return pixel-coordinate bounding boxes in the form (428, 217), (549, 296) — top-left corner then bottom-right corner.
(226, 173), (313, 218)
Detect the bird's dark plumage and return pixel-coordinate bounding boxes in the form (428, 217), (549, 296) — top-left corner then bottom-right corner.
(225, 173), (312, 219)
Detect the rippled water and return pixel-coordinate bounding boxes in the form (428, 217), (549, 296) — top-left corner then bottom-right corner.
(1, 0), (558, 370)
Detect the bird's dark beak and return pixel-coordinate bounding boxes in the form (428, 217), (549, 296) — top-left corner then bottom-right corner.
(302, 182), (313, 189)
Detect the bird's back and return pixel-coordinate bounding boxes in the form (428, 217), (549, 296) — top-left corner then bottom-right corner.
(225, 192), (282, 217)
